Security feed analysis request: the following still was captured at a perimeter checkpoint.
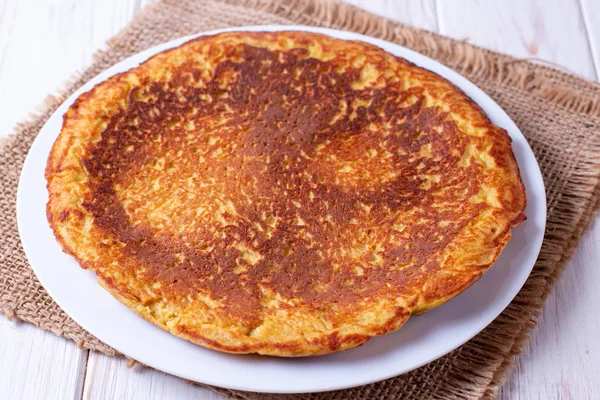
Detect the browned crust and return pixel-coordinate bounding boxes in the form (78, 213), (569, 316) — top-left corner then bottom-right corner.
(46, 31), (526, 356)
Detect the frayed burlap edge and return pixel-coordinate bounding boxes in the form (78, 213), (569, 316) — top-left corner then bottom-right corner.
(1, 0), (599, 399)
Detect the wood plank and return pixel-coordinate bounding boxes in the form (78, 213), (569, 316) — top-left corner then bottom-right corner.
(82, 352), (225, 400)
(580, 0), (600, 79)
(344, 0), (439, 32)
(436, 0), (597, 80)
(0, 315), (87, 399)
(500, 220), (600, 400)
(0, 0), (16, 84)
(0, 0), (140, 139)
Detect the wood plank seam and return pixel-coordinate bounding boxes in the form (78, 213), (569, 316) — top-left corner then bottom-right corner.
(77, 351), (91, 400)
(433, 0), (442, 34)
(578, 0), (600, 79)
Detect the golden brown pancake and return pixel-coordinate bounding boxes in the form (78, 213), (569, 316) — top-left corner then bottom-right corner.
(46, 31), (526, 356)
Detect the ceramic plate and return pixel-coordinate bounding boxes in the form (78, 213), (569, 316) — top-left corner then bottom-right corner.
(17, 25), (546, 394)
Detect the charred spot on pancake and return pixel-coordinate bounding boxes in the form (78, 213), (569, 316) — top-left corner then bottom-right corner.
(46, 31), (526, 356)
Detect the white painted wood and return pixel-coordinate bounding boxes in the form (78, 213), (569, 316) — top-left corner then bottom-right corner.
(0, 314), (87, 400)
(580, 0), (600, 78)
(436, 0), (598, 80)
(344, 0), (438, 31)
(500, 219), (600, 400)
(82, 352), (224, 400)
(0, 0), (140, 139)
(1, 0), (599, 399)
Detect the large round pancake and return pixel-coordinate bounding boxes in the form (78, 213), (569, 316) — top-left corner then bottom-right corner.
(46, 31), (526, 356)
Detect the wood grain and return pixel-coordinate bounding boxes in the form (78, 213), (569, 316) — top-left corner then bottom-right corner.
(82, 353), (223, 400)
(436, 0), (598, 80)
(1, 0), (599, 399)
(0, 315), (87, 400)
(344, 0), (438, 31)
(0, 0), (139, 138)
(500, 220), (600, 400)
(580, 0), (600, 77)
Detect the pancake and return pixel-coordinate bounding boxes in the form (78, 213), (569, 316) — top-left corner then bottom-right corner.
(46, 31), (526, 356)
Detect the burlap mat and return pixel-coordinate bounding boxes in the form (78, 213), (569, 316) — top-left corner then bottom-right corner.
(1, 0), (599, 398)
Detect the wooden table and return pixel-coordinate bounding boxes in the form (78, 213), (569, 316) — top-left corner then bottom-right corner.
(1, 1), (598, 398)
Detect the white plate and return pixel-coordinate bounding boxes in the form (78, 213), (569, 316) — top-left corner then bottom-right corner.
(17, 25), (546, 394)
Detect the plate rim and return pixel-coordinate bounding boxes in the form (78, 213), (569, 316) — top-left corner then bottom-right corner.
(17, 24), (546, 394)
